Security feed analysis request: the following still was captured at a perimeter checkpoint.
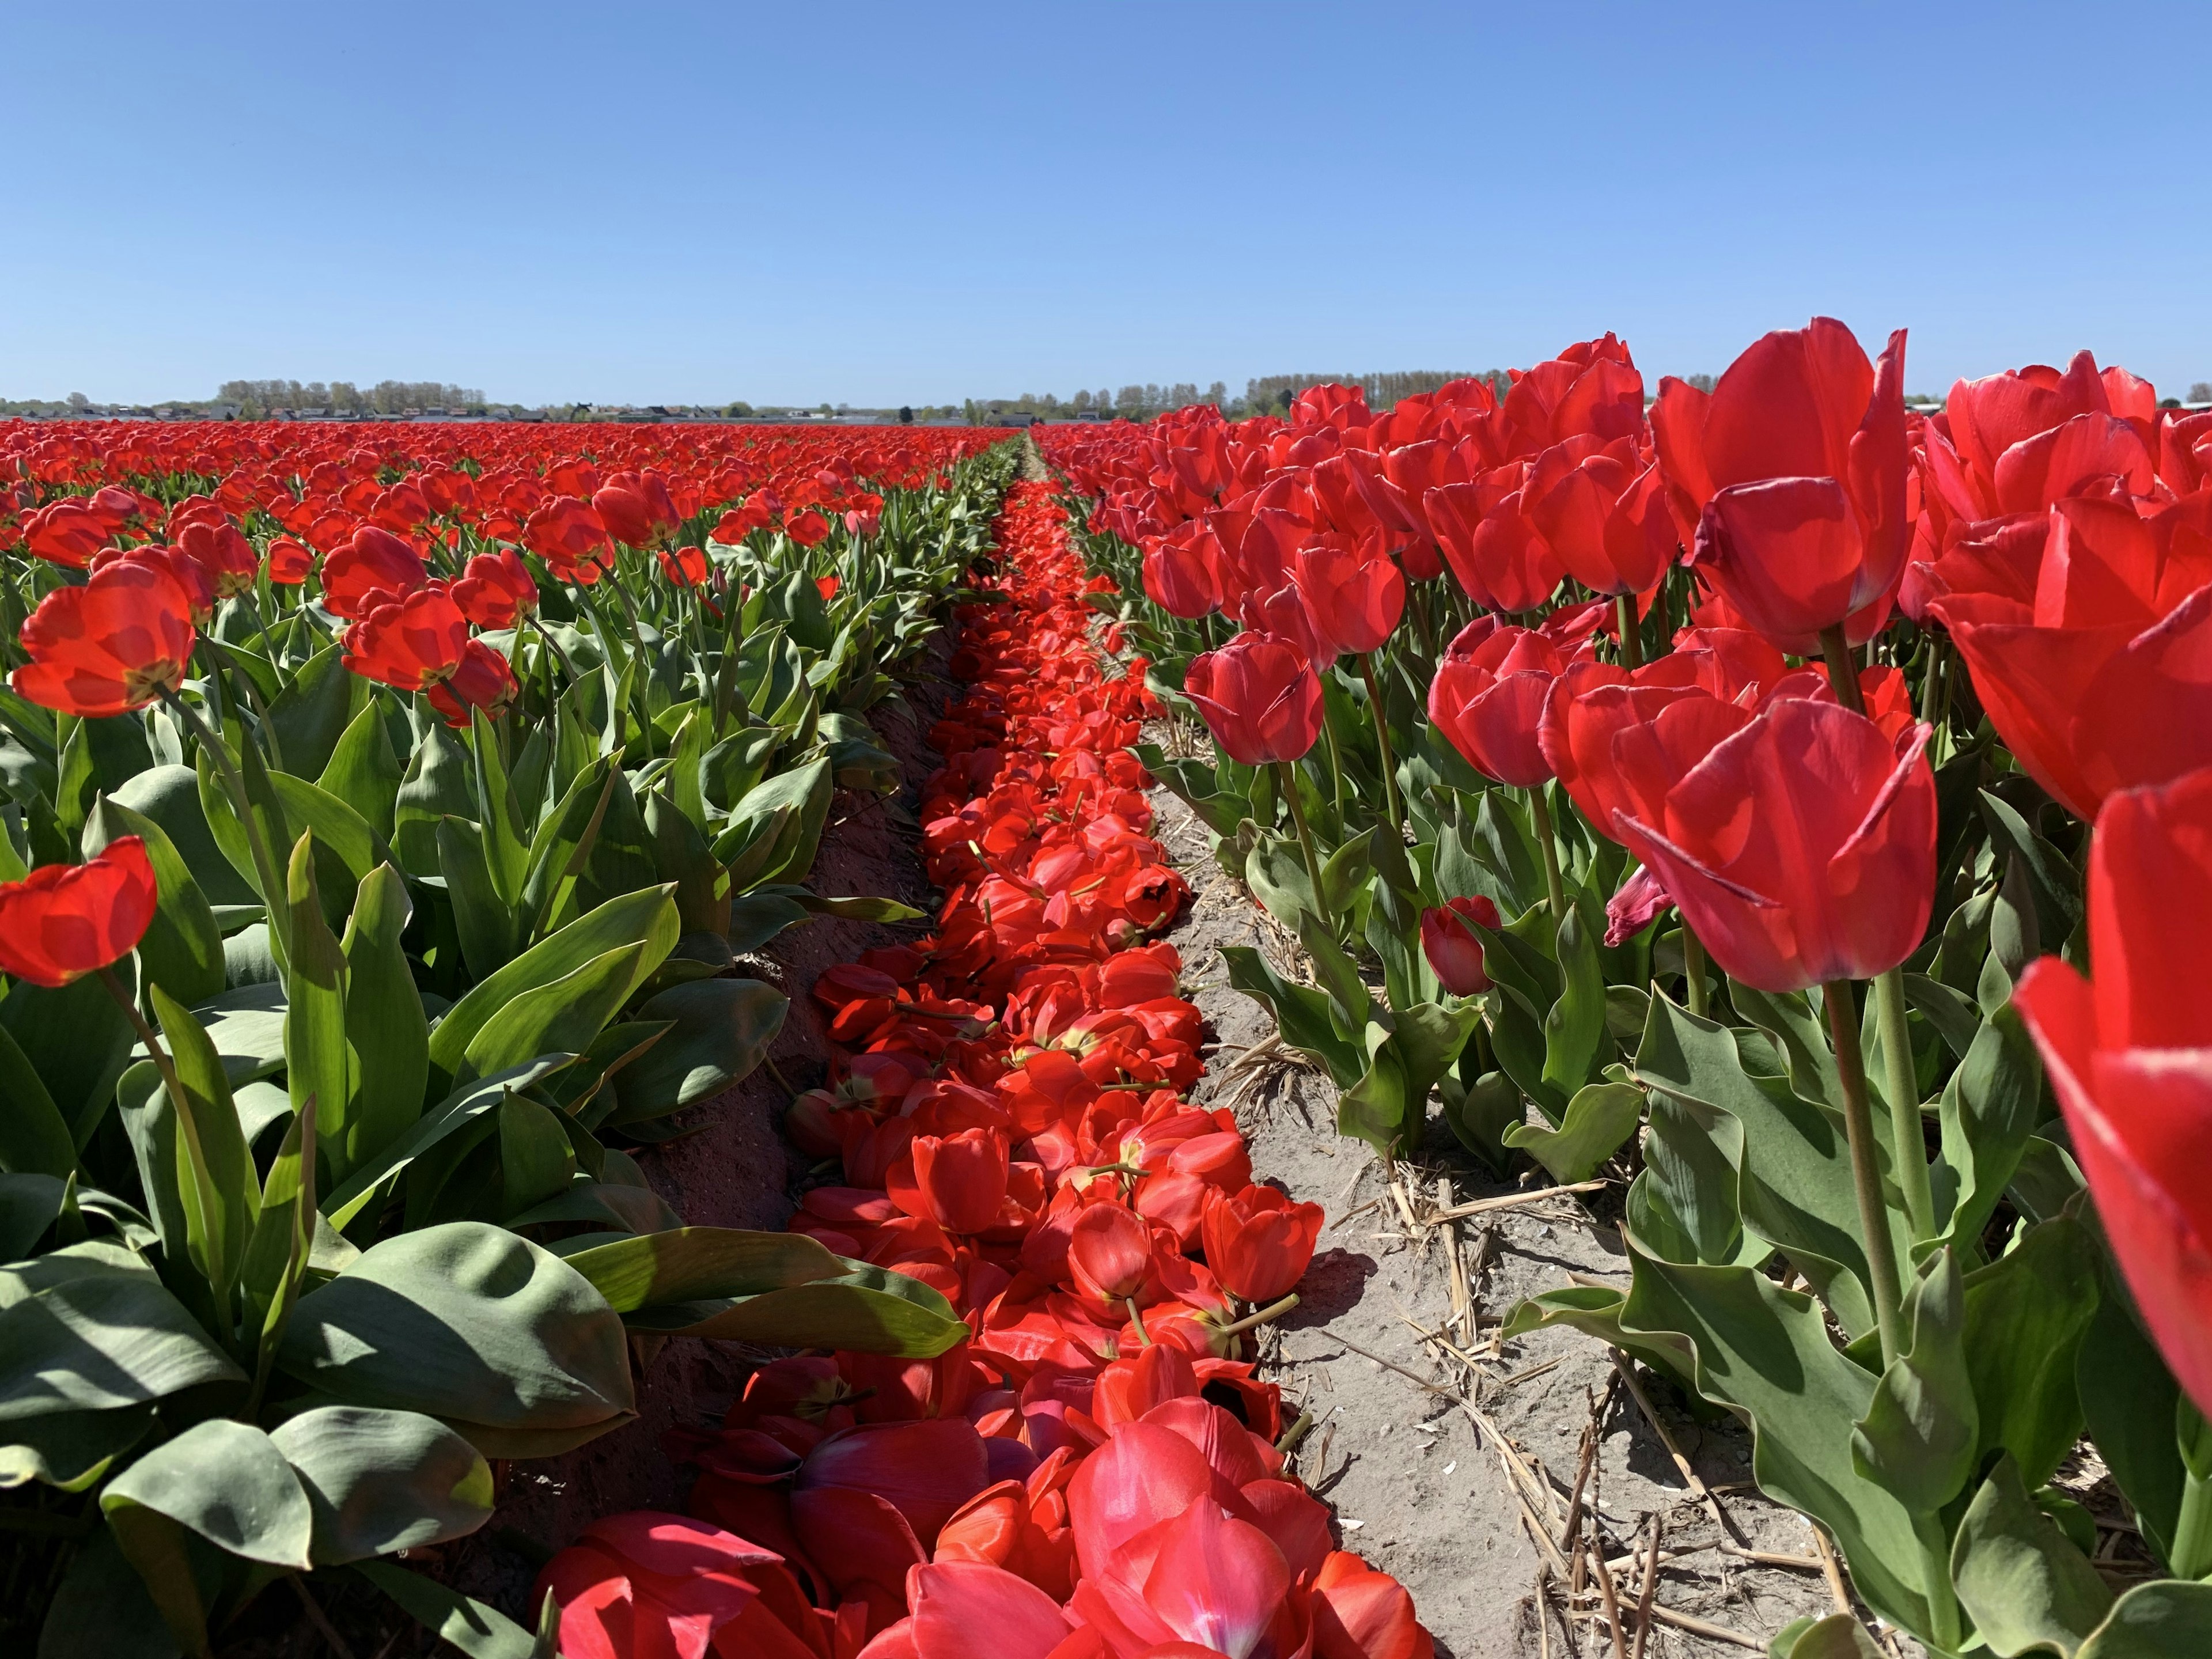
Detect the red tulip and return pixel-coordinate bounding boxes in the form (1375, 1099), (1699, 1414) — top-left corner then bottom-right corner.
(94, 542), (216, 627)
(891, 1559), (1076, 1659)
(0, 838), (158, 989)
(1067, 1201), (1156, 1304)
(321, 525), (427, 620)
(1426, 616), (1565, 787)
(342, 587), (517, 726)
(175, 519), (259, 599)
(897, 1127), (1010, 1235)
(1929, 495), (2212, 820)
(1421, 896), (1498, 996)
(1312, 1550), (1434, 1659)
(1523, 435), (1677, 598)
(267, 537), (315, 585)
(525, 495), (615, 583)
(2014, 766), (2212, 1417)
(658, 544), (710, 589)
(1292, 536), (1404, 657)
(451, 549), (539, 628)
(794, 1418), (992, 1552)
(1653, 317), (1908, 652)
(1612, 698), (1936, 993)
(14, 558), (196, 717)
(1200, 1185), (1323, 1304)
(1070, 1491), (1296, 1659)
(1927, 349), (2154, 523)
(1539, 664), (1758, 849)
(535, 1511), (823, 1659)
(1142, 518), (1224, 619)
(22, 500), (109, 569)
(595, 476), (679, 550)
(1182, 632), (1324, 767)
(1425, 472), (1567, 616)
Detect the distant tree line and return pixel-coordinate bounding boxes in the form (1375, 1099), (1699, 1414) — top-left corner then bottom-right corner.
(217, 380), (488, 415)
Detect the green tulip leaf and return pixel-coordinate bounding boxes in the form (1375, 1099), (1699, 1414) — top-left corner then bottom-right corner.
(270, 1404), (494, 1564)
(606, 977), (789, 1123)
(1950, 1452), (2112, 1658)
(1505, 1079), (1642, 1184)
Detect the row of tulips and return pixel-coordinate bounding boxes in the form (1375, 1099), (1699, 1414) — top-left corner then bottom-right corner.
(1041, 333), (2212, 1658)
(0, 421), (1021, 1657)
(535, 482), (1431, 1659)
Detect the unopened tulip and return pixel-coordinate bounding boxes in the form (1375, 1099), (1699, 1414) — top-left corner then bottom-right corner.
(1200, 1185), (1324, 1304)
(1183, 631), (1324, 766)
(1612, 698), (1936, 993)
(2014, 766), (2212, 1417)
(1427, 616), (1565, 787)
(1421, 896), (1499, 995)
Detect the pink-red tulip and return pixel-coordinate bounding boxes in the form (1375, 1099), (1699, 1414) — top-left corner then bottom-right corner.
(1292, 535), (1404, 657)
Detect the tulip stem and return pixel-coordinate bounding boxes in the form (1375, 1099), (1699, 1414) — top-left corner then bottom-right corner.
(1528, 787), (1567, 919)
(1409, 583), (1440, 659)
(1319, 703), (1350, 825)
(1681, 927), (1710, 1019)
(1614, 594), (1642, 671)
(2170, 1469), (2212, 1580)
(162, 690), (291, 969)
(1822, 979), (1906, 1366)
(1912, 1511), (1965, 1654)
(1276, 762), (1330, 922)
(1873, 965), (1938, 1243)
(1817, 626), (1866, 715)
(1126, 1297), (1152, 1347)
(1358, 653), (1404, 829)
(1218, 1292), (1300, 1338)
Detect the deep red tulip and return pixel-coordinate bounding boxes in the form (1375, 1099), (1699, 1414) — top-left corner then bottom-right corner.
(0, 838), (158, 989)
(1200, 1184), (1323, 1304)
(2014, 767), (2212, 1417)
(1926, 349), (2155, 524)
(896, 1127), (1010, 1235)
(14, 559), (196, 717)
(594, 476), (679, 550)
(322, 525), (427, 620)
(1654, 317), (1908, 652)
(787, 509), (831, 547)
(1427, 616), (1565, 787)
(794, 1417), (991, 1555)
(451, 548), (538, 628)
(657, 544), (710, 589)
(1421, 896), (1499, 996)
(1928, 494), (2212, 820)
(1312, 1550), (1435, 1659)
(1183, 631), (1324, 767)
(1612, 698), (1936, 993)
(1292, 536), (1404, 657)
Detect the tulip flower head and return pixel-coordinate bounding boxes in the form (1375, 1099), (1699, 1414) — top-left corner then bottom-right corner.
(1200, 1184), (1324, 1304)
(0, 838), (159, 989)
(1427, 616), (1565, 788)
(14, 558), (196, 717)
(1183, 631), (1324, 767)
(1611, 698), (1936, 993)
(1421, 895), (1499, 996)
(2014, 766), (2212, 1417)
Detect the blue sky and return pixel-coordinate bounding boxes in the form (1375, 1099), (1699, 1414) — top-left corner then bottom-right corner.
(6, 2), (2207, 408)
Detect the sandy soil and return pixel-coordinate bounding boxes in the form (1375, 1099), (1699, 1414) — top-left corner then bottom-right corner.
(1144, 770), (1883, 1659)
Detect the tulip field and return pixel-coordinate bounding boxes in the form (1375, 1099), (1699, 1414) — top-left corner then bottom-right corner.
(3, 320), (2211, 1659)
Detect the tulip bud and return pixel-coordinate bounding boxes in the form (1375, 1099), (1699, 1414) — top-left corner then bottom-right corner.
(1421, 897), (1499, 995)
